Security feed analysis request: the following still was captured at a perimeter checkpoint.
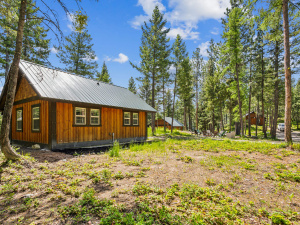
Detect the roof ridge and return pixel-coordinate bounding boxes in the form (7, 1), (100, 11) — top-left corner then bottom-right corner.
(20, 59), (129, 90)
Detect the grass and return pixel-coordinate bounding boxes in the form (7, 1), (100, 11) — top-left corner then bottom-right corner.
(0, 138), (299, 224)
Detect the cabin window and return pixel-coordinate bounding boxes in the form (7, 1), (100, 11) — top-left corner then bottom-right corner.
(32, 105), (40, 132)
(124, 112), (131, 125)
(75, 107), (86, 125)
(133, 112), (139, 125)
(90, 109), (100, 125)
(16, 108), (23, 131)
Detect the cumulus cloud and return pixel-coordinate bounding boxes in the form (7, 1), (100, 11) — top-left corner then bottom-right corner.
(111, 53), (129, 63)
(131, 0), (230, 40)
(50, 47), (59, 54)
(168, 26), (199, 40)
(131, 0), (166, 29)
(198, 41), (210, 57)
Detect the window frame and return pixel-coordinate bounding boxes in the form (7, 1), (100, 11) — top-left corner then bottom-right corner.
(123, 111), (139, 126)
(16, 107), (23, 132)
(31, 104), (41, 133)
(90, 108), (101, 126)
(74, 107), (87, 126)
(72, 105), (102, 127)
(132, 112), (139, 126)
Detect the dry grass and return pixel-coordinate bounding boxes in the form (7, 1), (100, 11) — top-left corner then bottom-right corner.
(0, 139), (299, 224)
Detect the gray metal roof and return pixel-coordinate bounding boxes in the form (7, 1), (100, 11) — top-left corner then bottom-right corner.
(164, 117), (183, 127)
(18, 60), (156, 112)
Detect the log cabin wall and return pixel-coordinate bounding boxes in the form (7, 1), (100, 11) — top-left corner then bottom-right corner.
(56, 102), (147, 144)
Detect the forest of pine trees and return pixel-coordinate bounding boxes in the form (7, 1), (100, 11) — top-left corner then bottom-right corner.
(0, 0), (300, 145)
(130, 2), (300, 142)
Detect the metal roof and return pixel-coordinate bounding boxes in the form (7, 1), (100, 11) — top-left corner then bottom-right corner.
(17, 60), (156, 112)
(164, 117), (183, 127)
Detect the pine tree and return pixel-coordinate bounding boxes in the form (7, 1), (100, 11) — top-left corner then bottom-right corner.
(192, 47), (204, 130)
(177, 57), (194, 130)
(130, 6), (171, 135)
(57, 12), (98, 78)
(171, 34), (187, 132)
(128, 76), (137, 94)
(223, 6), (245, 136)
(0, 0), (50, 77)
(96, 61), (112, 84)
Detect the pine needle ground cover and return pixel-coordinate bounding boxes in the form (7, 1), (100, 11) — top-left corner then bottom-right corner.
(0, 139), (299, 224)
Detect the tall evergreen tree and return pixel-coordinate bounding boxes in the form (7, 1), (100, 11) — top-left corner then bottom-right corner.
(128, 76), (137, 94)
(96, 61), (112, 84)
(223, 6), (245, 136)
(57, 12), (98, 78)
(130, 6), (171, 135)
(170, 34), (187, 133)
(0, 0), (50, 77)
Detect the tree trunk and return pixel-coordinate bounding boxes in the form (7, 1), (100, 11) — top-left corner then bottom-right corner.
(0, 0), (27, 160)
(5, 49), (10, 78)
(212, 108), (215, 132)
(261, 45), (267, 138)
(256, 96), (259, 137)
(229, 104), (232, 132)
(236, 64), (244, 136)
(248, 62), (252, 137)
(151, 68), (155, 135)
(195, 78), (199, 130)
(220, 105), (224, 131)
(282, 0), (292, 143)
(183, 104), (187, 130)
(171, 69), (177, 133)
(162, 77), (166, 132)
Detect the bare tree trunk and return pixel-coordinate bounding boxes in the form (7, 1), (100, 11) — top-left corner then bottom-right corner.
(261, 46), (267, 138)
(195, 79), (199, 130)
(212, 108), (215, 132)
(0, 0), (27, 160)
(236, 64), (244, 136)
(162, 77), (166, 132)
(171, 69), (177, 133)
(282, 0), (292, 144)
(220, 105), (224, 131)
(229, 104), (232, 132)
(183, 105), (187, 130)
(151, 69), (155, 135)
(256, 96), (259, 137)
(248, 62), (252, 137)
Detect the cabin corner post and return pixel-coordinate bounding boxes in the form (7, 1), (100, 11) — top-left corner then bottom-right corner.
(48, 101), (57, 149)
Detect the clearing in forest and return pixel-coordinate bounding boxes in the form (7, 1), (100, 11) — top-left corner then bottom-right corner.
(0, 139), (299, 224)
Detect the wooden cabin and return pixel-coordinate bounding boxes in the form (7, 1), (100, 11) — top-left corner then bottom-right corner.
(0, 60), (156, 150)
(155, 117), (184, 130)
(245, 111), (265, 126)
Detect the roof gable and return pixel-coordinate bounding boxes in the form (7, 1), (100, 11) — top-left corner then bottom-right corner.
(164, 117), (183, 127)
(13, 60), (156, 112)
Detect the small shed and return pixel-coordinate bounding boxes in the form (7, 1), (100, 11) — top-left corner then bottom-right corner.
(0, 60), (156, 150)
(155, 117), (184, 130)
(245, 111), (264, 126)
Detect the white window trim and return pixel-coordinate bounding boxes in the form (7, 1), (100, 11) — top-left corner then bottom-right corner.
(132, 112), (139, 126)
(124, 112), (131, 125)
(32, 106), (40, 131)
(90, 109), (100, 125)
(75, 107), (86, 125)
(16, 109), (22, 131)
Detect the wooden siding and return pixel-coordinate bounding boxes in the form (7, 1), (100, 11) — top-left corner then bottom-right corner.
(155, 119), (183, 130)
(56, 102), (147, 144)
(15, 77), (37, 102)
(12, 100), (49, 144)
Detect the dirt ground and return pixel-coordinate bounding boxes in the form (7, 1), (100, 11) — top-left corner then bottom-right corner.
(1, 139), (299, 224)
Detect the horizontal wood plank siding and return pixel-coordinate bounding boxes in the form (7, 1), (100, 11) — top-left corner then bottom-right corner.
(12, 100), (49, 144)
(56, 102), (146, 144)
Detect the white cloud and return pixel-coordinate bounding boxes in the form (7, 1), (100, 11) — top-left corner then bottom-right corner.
(50, 47), (59, 54)
(168, 26), (199, 40)
(167, 0), (230, 23)
(66, 12), (76, 31)
(198, 41), (210, 57)
(82, 54), (98, 62)
(210, 27), (219, 35)
(113, 53), (129, 63)
(131, 0), (230, 40)
(131, 0), (166, 29)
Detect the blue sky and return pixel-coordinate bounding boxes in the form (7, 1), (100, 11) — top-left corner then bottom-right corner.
(46, 0), (229, 88)
(0, 0), (298, 92)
